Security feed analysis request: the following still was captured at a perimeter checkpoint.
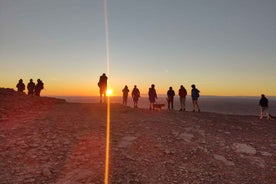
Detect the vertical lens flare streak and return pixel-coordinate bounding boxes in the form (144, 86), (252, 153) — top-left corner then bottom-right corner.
(104, 0), (111, 184)
(105, 96), (111, 184)
(104, 0), (110, 77)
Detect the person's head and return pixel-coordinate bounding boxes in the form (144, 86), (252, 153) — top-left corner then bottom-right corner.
(19, 79), (23, 82)
(151, 84), (155, 88)
(180, 85), (184, 88)
(30, 79), (33, 82)
(191, 84), (196, 88)
(261, 94), (265, 98)
(169, 86), (172, 90)
(134, 85), (137, 88)
(103, 73), (106, 76)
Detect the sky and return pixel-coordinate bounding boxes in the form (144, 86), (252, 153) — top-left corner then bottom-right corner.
(0, 0), (276, 96)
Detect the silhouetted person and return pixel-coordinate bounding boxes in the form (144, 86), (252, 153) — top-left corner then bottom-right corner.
(167, 86), (175, 110)
(27, 79), (36, 96)
(259, 94), (271, 120)
(98, 73), (108, 103)
(178, 85), (187, 111)
(122, 85), (129, 106)
(191, 84), (200, 112)
(132, 85), (140, 108)
(35, 79), (44, 96)
(148, 84), (157, 110)
(16, 79), (25, 93)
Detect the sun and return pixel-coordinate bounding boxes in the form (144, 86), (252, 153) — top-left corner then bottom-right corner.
(106, 89), (113, 96)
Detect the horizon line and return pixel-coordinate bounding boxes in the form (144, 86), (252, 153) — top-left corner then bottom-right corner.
(48, 94), (276, 98)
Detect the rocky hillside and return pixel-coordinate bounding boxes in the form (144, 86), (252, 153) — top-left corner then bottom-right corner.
(0, 87), (275, 183)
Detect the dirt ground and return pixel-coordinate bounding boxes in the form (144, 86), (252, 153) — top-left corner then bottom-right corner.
(0, 88), (275, 184)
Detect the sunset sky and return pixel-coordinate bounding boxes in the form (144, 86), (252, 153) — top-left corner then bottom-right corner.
(1, 0), (276, 96)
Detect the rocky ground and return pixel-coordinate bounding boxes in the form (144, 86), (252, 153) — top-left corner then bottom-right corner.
(0, 88), (275, 184)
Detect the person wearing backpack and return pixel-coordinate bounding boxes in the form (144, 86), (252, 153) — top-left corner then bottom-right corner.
(35, 79), (44, 96)
(259, 94), (271, 120)
(191, 84), (200, 112)
(132, 85), (140, 108)
(16, 79), (25, 93)
(148, 84), (157, 110)
(98, 73), (108, 103)
(122, 85), (129, 106)
(178, 85), (187, 112)
(167, 86), (175, 110)
(27, 79), (36, 96)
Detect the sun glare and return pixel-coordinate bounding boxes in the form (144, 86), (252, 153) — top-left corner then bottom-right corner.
(106, 89), (113, 96)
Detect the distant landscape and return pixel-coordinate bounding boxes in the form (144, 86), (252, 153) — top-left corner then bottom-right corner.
(53, 95), (276, 116)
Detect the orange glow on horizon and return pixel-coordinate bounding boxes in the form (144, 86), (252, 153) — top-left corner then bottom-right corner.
(4, 78), (276, 97)
(41, 85), (276, 97)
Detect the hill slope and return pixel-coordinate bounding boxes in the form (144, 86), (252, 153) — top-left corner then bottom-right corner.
(0, 88), (275, 183)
